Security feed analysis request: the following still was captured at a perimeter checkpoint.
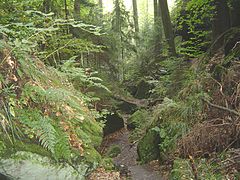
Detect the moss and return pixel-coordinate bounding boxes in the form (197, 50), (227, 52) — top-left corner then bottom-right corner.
(134, 78), (152, 99)
(100, 158), (114, 170)
(79, 120), (103, 147)
(170, 158), (224, 180)
(127, 110), (149, 129)
(137, 130), (160, 163)
(14, 141), (52, 158)
(128, 110), (152, 142)
(106, 145), (121, 158)
(0, 140), (6, 156)
(84, 147), (102, 164)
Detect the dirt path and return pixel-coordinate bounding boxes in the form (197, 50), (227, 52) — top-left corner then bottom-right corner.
(101, 128), (164, 180)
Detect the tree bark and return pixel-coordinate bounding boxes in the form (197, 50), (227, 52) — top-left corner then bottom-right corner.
(99, 0), (103, 19)
(153, 0), (163, 59)
(230, 0), (240, 27)
(64, 0), (68, 19)
(43, 0), (51, 13)
(132, 0), (139, 34)
(154, 0), (158, 26)
(159, 0), (176, 56)
(114, 0), (121, 33)
(74, 0), (81, 20)
(212, 0), (230, 41)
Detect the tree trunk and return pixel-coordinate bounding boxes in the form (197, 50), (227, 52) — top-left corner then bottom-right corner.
(153, 0), (163, 59)
(64, 0), (68, 19)
(154, 0), (158, 26)
(43, 0), (51, 13)
(159, 0), (176, 56)
(99, 0), (103, 19)
(230, 0), (240, 27)
(114, 0), (121, 33)
(74, 0), (81, 20)
(212, 0), (230, 41)
(132, 0), (139, 34)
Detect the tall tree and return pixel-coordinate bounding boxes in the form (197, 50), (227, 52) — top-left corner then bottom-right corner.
(132, 0), (139, 34)
(98, 0), (103, 19)
(114, 0), (121, 33)
(212, 0), (230, 41)
(159, 0), (176, 56)
(153, 0), (163, 59)
(42, 0), (51, 13)
(74, 0), (81, 20)
(154, 0), (158, 26)
(230, 0), (240, 27)
(64, 0), (68, 19)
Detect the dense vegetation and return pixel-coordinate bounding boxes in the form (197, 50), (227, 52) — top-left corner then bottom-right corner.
(0, 0), (239, 179)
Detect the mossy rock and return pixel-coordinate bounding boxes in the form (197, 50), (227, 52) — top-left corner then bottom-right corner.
(134, 79), (152, 99)
(103, 112), (124, 136)
(117, 101), (137, 114)
(137, 130), (160, 163)
(0, 151), (91, 180)
(84, 147), (102, 164)
(77, 120), (103, 147)
(106, 145), (121, 158)
(1, 138), (51, 159)
(127, 110), (149, 130)
(100, 158), (114, 170)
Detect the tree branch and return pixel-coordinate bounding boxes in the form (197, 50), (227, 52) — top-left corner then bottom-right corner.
(203, 98), (240, 117)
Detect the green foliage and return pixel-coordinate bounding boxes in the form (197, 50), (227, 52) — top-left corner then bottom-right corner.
(172, 0), (214, 56)
(152, 122), (188, 157)
(60, 58), (110, 95)
(100, 158), (114, 170)
(0, 13), (104, 169)
(54, 130), (72, 161)
(0, 141), (6, 156)
(128, 110), (152, 142)
(106, 145), (121, 158)
(170, 158), (224, 180)
(137, 129), (160, 163)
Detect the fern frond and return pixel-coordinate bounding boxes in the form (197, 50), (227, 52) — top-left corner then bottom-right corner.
(33, 117), (56, 154)
(54, 129), (71, 160)
(18, 109), (57, 154)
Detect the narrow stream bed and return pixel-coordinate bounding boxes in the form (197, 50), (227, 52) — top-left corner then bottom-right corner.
(101, 126), (164, 180)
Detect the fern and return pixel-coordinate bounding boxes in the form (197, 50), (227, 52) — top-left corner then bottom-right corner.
(18, 109), (57, 154)
(33, 117), (56, 154)
(60, 59), (110, 93)
(54, 129), (71, 161)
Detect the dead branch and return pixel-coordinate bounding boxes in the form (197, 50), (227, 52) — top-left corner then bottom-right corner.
(203, 98), (240, 117)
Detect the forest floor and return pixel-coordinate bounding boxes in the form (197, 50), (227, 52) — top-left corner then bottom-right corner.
(99, 111), (166, 180)
(101, 128), (163, 180)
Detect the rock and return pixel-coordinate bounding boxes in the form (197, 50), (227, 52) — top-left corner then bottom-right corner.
(0, 173), (10, 180)
(137, 130), (160, 163)
(0, 151), (91, 180)
(134, 79), (153, 99)
(117, 101), (137, 114)
(103, 112), (124, 136)
(127, 110), (149, 130)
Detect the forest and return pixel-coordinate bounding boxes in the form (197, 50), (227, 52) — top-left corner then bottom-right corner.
(0, 0), (239, 179)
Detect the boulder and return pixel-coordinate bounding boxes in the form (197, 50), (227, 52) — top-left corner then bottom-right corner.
(0, 151), (92, 180)
(134, 79), (152, 99)
(137, 130), (160, 163)
(127, 110), (149, 130)
(103, 112), (124, 136)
